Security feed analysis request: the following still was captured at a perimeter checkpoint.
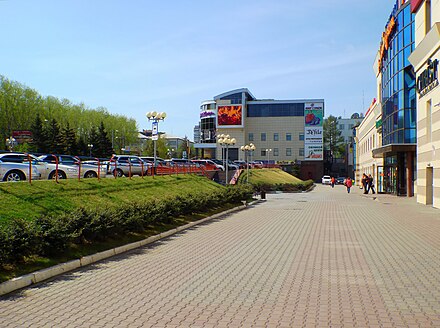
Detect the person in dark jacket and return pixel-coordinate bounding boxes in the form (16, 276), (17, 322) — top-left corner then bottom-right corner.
(368, 174), (376, 194)
(362, 174), (368, 194)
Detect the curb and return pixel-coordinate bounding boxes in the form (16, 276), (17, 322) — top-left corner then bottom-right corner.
(0, 201), (259, 297)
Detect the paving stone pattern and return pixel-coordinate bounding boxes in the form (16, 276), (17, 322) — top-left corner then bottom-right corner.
(1, 185), (440, 327)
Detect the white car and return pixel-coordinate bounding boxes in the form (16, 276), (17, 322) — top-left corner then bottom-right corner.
(0, 153), (43, 181)
(322, 175), (331, 185)
(38, 154), (107, 179)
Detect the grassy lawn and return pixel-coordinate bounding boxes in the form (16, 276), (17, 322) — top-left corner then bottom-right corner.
(0, 175), (222, 224)
(238, 168), (304, 185)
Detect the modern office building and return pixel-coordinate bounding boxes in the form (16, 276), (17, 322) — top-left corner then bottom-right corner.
(370, 0), (417, 197)
(194, 88), (325, 181)
(408, 0), (440, 208)
(337, 114), (364, 144)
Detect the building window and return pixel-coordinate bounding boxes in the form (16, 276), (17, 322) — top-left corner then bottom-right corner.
(249, 133), (254, 142)
(273, 133), (279, 141)
(286, 148), (292, 156)
(299, 133), (304, 141)
(425, 0), (431, 35)
(273, 148), (279, 156)
(261, 133), (266, 141)
(339, 124), (345, 130)
(299, 148), (304, 156)
(286, 133), (292, 141)
(261, 149), (266, 156)
(349, 124), (354, 129)
(427, 99), (432, 143)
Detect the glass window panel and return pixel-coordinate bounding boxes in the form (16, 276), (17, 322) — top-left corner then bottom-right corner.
(403, 26), (411, 47)
(403, 6), (410, 26)
(299, 148), (304, 157)
(273, 133), (279, 141)
(405, 128), (416, 143)
(273, 148), (279, 156)
(403, 46), (411, 67)
(286, 133), (292, 141)
(286, 148), (292, 156)
(398, 109), (404, 128)
(248, 133), (254, 141)
(261, 133), (266, 141)
(398, 130), (404, 143)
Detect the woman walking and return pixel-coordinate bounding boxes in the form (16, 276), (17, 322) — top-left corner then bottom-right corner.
(345, 177), (353, 193)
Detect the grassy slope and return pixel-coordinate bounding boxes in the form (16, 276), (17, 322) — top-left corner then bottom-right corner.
(238, 168), (304, 185)
(0, 175), (222, 224)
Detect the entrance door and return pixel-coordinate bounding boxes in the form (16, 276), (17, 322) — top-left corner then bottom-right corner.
(377, 166), (384, 193)
(383, 166), (397, 194)
(426, 167), (434, 205)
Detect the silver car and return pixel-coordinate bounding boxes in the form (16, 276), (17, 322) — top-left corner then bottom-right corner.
(107, 155), (152, 177)
(0, 153), (43, 182)
(38, 154), (107, 179)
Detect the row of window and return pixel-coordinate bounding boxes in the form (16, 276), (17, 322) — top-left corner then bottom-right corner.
(249, 132), (304, 142)
(338, 124), (355, 130)
(260, 148), (304, 157)
(247, 103), (305, 117)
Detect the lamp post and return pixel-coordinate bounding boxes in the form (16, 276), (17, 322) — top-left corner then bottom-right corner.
(88, 144), (93, 157)
(217, 135), (236, 184)
(241, 143), (256, 183)
(146, 111), (166, 175)
(265, 148), (272, 168)
(5, 137), (17, 152)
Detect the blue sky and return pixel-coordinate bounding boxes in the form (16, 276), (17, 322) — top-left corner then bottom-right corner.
(0, 0), (396, 139)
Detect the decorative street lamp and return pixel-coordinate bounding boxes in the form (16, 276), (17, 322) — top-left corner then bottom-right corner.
(5, 137), (17, 152)
(265, 148), (272, 168)
(217, 135), (236, 184)
(241, 143), (256, 183)
(146, 111), (166, 175)
(88, 144), (94, 157)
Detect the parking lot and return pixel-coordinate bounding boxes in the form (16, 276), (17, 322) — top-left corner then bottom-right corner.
(1, 185), (440, 327)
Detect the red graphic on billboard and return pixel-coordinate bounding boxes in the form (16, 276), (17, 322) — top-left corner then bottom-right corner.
(217, 106), (242, 126)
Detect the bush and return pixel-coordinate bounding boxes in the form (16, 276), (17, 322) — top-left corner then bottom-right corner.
(0, 185), (253, 267)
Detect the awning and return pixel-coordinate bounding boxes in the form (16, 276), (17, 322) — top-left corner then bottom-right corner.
(372, 144), (416, 158)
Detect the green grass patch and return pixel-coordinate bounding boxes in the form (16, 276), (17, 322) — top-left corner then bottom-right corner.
(0, 175), (222, 224)
(238, 168), (313, 192)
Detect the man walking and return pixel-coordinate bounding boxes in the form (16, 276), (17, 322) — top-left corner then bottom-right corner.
(368, 174), (376, 194)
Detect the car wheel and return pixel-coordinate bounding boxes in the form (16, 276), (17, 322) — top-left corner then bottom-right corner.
(113, 169), (124, 177)
(4, 170), (26, 182)
(49, 171), (66, 180)
(84, 171), (98, 178)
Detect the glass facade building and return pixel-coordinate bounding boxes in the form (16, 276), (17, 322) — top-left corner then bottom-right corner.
(381, 3), (417, 145)
(373, 0), (417, 196)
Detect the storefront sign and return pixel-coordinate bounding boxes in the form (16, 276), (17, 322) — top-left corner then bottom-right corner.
(377, 16), (396, 73)
(304, 127), (323, 143)
(417, 59), (439, 97)
(200, 110), (216, 119)
(152, 122), (158, 140)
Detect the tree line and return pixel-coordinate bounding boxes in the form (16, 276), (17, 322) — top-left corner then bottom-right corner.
(0, 75), (138, 157)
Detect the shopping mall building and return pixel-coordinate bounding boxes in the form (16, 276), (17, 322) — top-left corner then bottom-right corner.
(194, 88), (325, 181)
(356, 0), (439, 208)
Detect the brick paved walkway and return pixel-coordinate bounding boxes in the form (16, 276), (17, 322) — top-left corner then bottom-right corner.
(1, 185), (440, 327)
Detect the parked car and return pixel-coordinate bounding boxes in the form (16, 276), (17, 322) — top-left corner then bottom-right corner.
(0, 153), (43, 181)
(336, 177), (345, 185)
(38, 154), (107, 179)
(191, 159), (222, 171)
(107, 155), (151, 177)
(233, 160), (249, 169)
(140, 157), (167, 166)
(322, 175), (332, 185)
(250, 161), (264, 169)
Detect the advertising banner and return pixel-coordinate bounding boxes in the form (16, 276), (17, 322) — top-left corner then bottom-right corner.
(304, 102), (324, 161)
(217, 105), (243, 127)
(200, 110), (216, 119)
(304, 144), (323, 160)
(152, 122), (158, 141)
(304, 127), (323, 144)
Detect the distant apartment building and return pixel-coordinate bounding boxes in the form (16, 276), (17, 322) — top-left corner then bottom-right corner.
(408, 0), (440, 208)
(194, 88), (325, 181)
(337, 114), (363, 144)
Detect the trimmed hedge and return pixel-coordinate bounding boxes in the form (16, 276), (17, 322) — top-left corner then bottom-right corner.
(0, 185), (253, 266)
(252, 179), (314, 193)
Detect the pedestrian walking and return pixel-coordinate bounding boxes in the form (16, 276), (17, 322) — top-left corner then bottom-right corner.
(368, 174), (376, 194)
(344, 177), (353, 193)
(362, 174), (368, 194)
(331, 176), (335, 188)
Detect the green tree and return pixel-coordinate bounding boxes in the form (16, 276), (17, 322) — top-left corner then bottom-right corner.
(94, 122), (113, 158)
(323, 115), (345, 160)
(59, 122), (77, 154)
(45, 118), (62, 153)
(30, 113), (47, 153)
